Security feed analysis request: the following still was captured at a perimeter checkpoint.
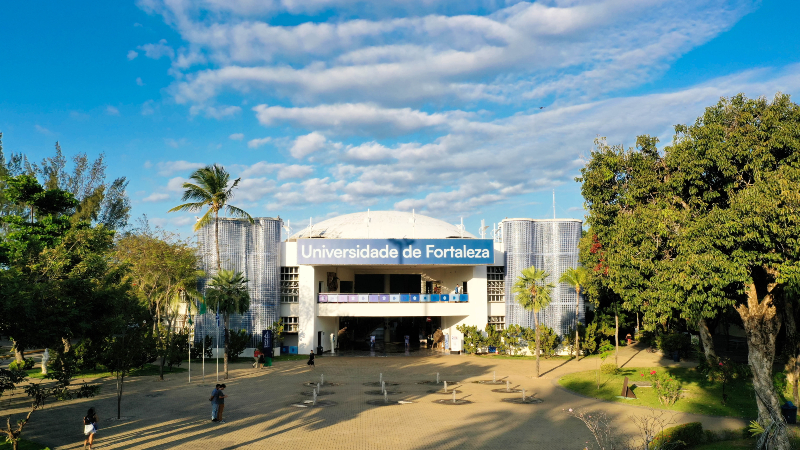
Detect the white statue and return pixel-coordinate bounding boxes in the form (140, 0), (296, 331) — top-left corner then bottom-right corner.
(41, 349), (49, 375)
(330, 333), (336, 353)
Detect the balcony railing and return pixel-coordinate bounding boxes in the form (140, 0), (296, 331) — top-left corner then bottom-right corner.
(318, 293), (468, 303)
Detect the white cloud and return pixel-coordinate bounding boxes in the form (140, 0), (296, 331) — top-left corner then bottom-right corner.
(229, 133), (244, 140)
(142, 192), (170, 202)
(167, 176), (189, 192)
(127, 50), (139, 60)
(136, 77), (145, 86)
(252, 103), (456, 135)
(141, 100), (156, 115)
(106, 105), (120, 116)
(138, 39), (175, 60)
(189, 104), (241, 118)
(247, 137), (272, 148)
(156, 160), (205, 175)
(35, 124), (53, 135)
(289, 132), (327, 159)
(165, 138), (188, 148)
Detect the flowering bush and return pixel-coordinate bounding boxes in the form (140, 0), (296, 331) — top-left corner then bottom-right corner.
(645, 370), (682, 405)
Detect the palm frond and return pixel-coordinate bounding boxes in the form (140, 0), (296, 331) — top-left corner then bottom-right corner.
(193, 208), (214, 231)
(226, 204), (254, 222)
(168, 201), (208, 213)
(179, 182), (212, 202)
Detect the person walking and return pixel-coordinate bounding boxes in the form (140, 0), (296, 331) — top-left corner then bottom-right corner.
(82, 407), (98, 450)
(216, 384), (228, 423)
(253, 348), (262, 369)
(307, 350), (315, 369)
(209, 384), (220, 421)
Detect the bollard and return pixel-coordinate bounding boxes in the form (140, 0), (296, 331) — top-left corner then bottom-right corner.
(384, 391), (388, 404)
(380, 373), (382, 384)
(493, 371), (496, 383)
(436, 372), (440, 384)
(522, 389), (525, 401)
(444, 381), (448, 393)
(321, 373), (324, 385)
(453, 390), (456, 404)
(382, 381), (385, 394)
(313, 390), (317, 406)
(506, 380), (510, 392)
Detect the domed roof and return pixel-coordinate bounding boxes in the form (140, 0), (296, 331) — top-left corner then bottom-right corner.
(289, 211), (476, 240)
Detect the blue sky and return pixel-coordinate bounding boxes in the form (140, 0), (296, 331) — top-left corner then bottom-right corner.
(1, 0), (799, 236)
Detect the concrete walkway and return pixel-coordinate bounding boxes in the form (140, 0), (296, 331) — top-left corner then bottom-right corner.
(4, 345), (749, 449)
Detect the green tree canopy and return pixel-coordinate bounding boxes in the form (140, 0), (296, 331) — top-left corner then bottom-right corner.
(578, 93), (800, 449)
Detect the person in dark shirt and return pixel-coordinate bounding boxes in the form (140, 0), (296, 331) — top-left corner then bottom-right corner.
(307, 350), (315, 369)
(210, 384), (220, 421)
(82, 407), (98, 449)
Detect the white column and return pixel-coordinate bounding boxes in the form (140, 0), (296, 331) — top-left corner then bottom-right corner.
(298, 265), (317, 354)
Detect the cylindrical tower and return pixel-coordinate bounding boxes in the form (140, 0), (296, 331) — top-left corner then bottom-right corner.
(502, 218), (583, 336)
(195, 217), (282, 347)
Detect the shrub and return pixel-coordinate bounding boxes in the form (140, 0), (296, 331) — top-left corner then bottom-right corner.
(227, 329), (251, 362)
(165, 330), (189, 371)
(191, 335), (213, 359)
(456, 324), (485, 354)
(650, 422), (703, 450)
(657, 333), (691, 354)
(600, 364), (619, 375)
(74, 338), (101, 371)
(9, 357), (35, 371)
(643, 370), (682, 405)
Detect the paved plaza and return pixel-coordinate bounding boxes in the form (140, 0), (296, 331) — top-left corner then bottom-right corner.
(5, 347), (747, 449)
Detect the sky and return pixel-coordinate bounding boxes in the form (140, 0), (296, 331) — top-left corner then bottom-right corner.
(1, 0), (799, 237)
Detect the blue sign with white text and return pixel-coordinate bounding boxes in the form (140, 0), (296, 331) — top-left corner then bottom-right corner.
(297, 239), (494, 265)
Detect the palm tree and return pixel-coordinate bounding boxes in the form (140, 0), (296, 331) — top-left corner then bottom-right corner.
(168, 164), (253, 272)
(559, 266), (588, 358)
(513, 266), (555, 378)
(205, 270), (251, 379)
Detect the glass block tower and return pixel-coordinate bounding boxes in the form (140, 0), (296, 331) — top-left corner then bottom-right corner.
(194, 217), (282, 347)
(502, 219), (583, 336)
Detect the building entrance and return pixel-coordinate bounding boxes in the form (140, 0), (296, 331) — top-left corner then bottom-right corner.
(337, 316), (442, 353)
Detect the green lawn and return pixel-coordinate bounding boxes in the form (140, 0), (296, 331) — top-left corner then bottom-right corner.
(26, 364), (187, 379)
(475, 354), (574, 361)
(558, 367), (757, 418)
(0, 439), (50, 450)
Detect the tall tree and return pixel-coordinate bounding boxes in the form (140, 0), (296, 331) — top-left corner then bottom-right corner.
(114, 227), (203, 380)
(0, 138), (131, 230)
(512, 266), (554, 378)
(579, 93), (800, 449)
(559, 266), (588, 358)
(204, 269), (251, 379)
(167, 164), (253, 273)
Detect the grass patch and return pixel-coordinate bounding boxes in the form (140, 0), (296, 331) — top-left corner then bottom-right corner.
(475, 354), (573, 361)
(558, 367), (757, 418)
(271, 354), (309, 361)
(0, 439), (50, 450)
(26, 364), (187, 380)
(691, 439), (756, 450)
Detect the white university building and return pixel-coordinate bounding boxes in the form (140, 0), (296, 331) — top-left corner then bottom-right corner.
(190, 211), (583, 355)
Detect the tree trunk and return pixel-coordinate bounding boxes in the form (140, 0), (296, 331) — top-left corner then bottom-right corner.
(697, 317), (717, 361)
(62, 337), (71, 354)
(156, 323), (165, 381)
(214, 210), (221, 272)
(534, 312), (540, 378)
(737, 280), (791, 450)
(224, 315), (229, 379)
(783, 298), (800, 406)
(574, 287), (580, 358)
(116, 373), (124, 420)
(614, 313), (619, 367)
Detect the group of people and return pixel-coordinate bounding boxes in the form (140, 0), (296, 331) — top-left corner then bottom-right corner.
(209, 384), (227, 423)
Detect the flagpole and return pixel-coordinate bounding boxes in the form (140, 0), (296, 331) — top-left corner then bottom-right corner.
(216, 304), (220, 382)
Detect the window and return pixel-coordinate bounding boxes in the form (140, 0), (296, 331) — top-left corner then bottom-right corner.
(462, 281), (468, 294)
(281, 267), (299, 303)
(282, 317), (299, 333)
(488, 316), (505, 331)
(487, 266), (505, 302)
